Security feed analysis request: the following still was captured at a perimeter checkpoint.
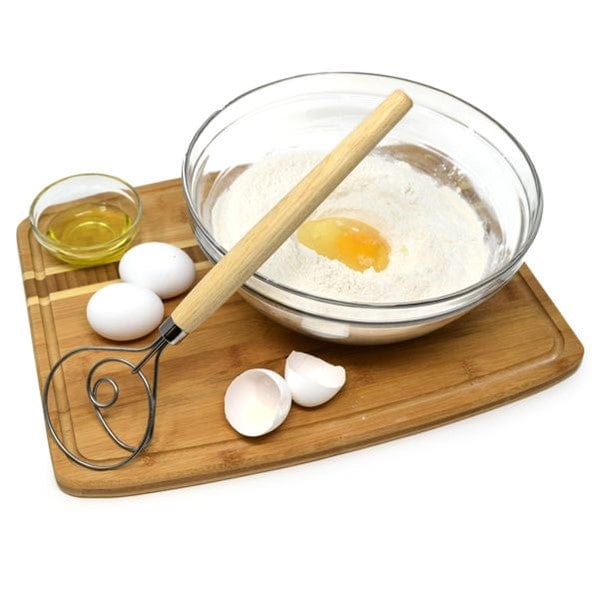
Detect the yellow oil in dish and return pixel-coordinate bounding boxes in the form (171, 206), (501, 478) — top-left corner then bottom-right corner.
(45, 203), (134, 265)
(296, 216), (390, 272)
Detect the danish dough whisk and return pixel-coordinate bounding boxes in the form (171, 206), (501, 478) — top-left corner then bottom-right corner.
(42, 90), (413, 470)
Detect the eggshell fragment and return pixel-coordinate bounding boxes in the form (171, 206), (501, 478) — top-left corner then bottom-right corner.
(285, 351), (346, 407)
(119, 241), (196, 299)
(224, 369), (292, 437)
(86, 283), (164, 341)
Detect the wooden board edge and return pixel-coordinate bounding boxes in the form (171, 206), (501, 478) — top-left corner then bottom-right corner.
(15, 180), (187, 468)
(16, 192), (586, 498)
(519, 264), (585, 368)
(135, 177), (182, 195)
(55, 356), (582, 498)
(34, 259), (586, 497)
(54, 332), (584, 498)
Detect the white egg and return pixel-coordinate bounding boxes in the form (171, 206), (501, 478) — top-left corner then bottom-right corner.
(86, 283), (164, 341)
(224, 369), (292, 437)
(119, 241), (196, 299)
(285, 351), (346, 407)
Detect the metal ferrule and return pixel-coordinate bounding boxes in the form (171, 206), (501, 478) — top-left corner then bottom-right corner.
(159, 317), (187, 345)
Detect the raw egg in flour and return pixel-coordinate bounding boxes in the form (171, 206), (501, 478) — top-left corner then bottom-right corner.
(297, 216), (390, 272)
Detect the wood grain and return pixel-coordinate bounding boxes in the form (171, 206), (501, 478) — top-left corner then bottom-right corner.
(17, 178), (584, 497)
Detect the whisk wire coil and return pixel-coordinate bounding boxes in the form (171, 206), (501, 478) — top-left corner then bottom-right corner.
(42, 336), (168, 471)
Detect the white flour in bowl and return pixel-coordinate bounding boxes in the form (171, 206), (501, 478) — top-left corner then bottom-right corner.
(211, 150), (490, 303)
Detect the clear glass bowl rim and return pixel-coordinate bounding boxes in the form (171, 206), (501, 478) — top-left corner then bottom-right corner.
(182, 71), (543, 311)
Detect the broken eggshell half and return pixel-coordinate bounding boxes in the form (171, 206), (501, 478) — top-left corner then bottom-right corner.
(224, 368), (292, 437)
(284, 351), (346, 407)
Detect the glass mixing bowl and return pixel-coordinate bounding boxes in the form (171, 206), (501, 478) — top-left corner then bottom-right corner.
(182, 72), (542, 344)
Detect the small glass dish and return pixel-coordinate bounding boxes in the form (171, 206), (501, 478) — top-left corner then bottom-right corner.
(29, 173), (142, 267)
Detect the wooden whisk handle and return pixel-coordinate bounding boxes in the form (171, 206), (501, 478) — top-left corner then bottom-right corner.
(171, 89), (413, 334)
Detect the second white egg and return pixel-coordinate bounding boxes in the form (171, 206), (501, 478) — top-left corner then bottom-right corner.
(87, 283), (164, 341)
(119, 241), (196, 299)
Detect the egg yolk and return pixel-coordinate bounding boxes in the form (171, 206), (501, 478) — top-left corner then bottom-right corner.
(296, 216), (390, 272)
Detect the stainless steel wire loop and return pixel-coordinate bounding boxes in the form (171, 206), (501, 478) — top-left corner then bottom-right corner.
(42, 336), (168, 471)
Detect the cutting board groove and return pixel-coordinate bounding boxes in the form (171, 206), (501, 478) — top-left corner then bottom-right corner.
(17, 178), (583, 497)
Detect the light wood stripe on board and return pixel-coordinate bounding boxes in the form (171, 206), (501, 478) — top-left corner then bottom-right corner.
(25, 259), (212, 305)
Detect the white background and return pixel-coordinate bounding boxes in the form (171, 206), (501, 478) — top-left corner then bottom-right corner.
(1, 1), (597, 597)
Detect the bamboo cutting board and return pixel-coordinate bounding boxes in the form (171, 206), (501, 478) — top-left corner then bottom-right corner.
(17, 178), (583, 497)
